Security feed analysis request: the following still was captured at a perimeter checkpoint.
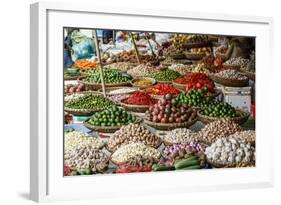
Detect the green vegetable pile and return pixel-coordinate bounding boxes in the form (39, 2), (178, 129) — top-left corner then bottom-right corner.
(88, 106), (137, 127)
(64, 68), (80, 77)
(175, 89), (212, 108)
(81, 69), (129, 84)
(200, 102), (238, 118)
(64, 94), (114, 110)
(150, 69), (181, 81)
(176, 89), (239, 117)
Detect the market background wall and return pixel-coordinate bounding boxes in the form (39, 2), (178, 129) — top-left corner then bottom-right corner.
(0, 0), (280, 204)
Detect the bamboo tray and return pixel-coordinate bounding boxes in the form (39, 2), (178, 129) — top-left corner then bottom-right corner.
(240, 70), (255, 81)
(130, 77), (156, 89)
(208, 74), (249, 87)
(172, 81), (186, 91)
(156, 80), (173, 84)
(64, 93), (114, 116)
(184, 52), (206, 60)
(64, 74), (88, 81)
(64, 107), (103, 116)
(64, 90), (101, 97)
(144, 118), (197, 131)
(207, 159), (255, 168)
(184, 41), (210, 49)
(78, 76), (131, 90)
(197, 109), (250, 125)
(118, 99), (150, 113)
(223, 64), (242, 70)
(149, 93), (179, 100)
(169, 53), (186, 60)
(83, 117), (143, 133)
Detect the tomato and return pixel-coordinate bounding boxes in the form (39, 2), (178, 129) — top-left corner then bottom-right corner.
(196, 83), (202, 89)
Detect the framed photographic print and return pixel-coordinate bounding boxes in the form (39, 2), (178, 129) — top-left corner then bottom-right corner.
(30, 2), (274, 202)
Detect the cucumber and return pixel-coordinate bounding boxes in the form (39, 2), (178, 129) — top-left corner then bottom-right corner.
(71, 171), (79, 176)
(153, 165), (175, 171)
(79, 168), (92, 175)
(178, 165), (201, 170)
(175, 159), (200, 170)
(175, 155), (198, 164)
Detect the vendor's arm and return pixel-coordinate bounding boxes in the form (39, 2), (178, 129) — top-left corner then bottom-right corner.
(222, 43), (234, 61)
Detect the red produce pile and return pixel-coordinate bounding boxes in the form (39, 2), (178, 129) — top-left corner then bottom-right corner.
(174, 73), (215, 93)
(146, 84), (180, 96)
(184, 73), (215, 92)
(116, 165), (152, 173)
(145, 94), (196, 123)
(123, 91), (157, 105)
(64, 165), (71, 176)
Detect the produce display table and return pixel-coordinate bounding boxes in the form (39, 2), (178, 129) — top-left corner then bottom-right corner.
(63, 30), (256, 176)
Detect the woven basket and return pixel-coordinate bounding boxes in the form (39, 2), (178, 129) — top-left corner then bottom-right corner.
(172, 81), (186, 91)
(176, 59), (193, 65)
(184, 41), (210, 49)
(130, 77), (156, 89)
(64, 93), (114, 116)
(169, 53), (186, 60)
(184, 52), (206, 60)
(97, 86), (139, 96)
(241, 70), (255, 81)
(157, 80), (173, 84)
(110, 156), (161, 167)
(118, 99), (150, 113)
(208, 74), (249, 87)
(149, 93), (179, 100)
(144, 118), (197, 131)
(197, 109), (250, 125)
(160, 63), (172, 67)
(223, 64), (242, 71)
(64, 90), (101, 97)
(64, 107), (103, 116)
(78, 76), (131, 90)
(64, 74), (88, 81)
(83, 117), (142, 133)
(207, 159), (255, 168)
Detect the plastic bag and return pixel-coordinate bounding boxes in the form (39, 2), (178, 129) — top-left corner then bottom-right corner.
(71, 31), (96, 61)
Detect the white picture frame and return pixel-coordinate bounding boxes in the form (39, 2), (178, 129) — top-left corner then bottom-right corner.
(30, 2), (274, 202)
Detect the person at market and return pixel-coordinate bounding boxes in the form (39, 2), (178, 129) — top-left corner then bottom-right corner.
(63, 28), (78, 68)
(102, 29), (113, 44)
(221, 37), (253, 60)
(116, 31), (127, 42)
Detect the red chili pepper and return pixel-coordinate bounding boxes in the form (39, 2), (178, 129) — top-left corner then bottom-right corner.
(123, 91), (157, 105)
(214, 57), (223, 67)
(146, 84), (180, 96)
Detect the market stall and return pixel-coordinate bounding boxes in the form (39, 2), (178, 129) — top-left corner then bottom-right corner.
(63, 28), (256, 176)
